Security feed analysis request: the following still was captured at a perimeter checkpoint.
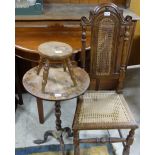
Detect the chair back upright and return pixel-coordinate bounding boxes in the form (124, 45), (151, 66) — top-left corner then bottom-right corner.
(80, 3), (132, 91)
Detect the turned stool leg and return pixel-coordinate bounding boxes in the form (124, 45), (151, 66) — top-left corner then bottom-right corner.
(42, 59), (50, 92)
(74, 130), (80, 155)
(66, 58), (77, 86)
(63, 60), (67, 72)
(123, 129), (135, 155)
(37, 57), (44, 75)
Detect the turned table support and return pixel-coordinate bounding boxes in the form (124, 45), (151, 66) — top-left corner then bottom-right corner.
(34, 101), (73, 155)
(36, 98), (44, 124)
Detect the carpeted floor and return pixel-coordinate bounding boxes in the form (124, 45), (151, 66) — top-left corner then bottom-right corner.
(15, 67), (140, 155)
(16, 144), (114, 155)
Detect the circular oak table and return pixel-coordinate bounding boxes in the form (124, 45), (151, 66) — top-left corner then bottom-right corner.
(23, 66), (90, 154)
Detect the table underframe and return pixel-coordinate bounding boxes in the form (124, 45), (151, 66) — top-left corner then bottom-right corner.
(34, 101), (73, 155)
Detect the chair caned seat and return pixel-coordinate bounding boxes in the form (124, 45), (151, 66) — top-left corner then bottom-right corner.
(73, 91), (138, 130)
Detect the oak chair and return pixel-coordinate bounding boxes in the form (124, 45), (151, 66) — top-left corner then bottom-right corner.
(72, 3), (138, 155)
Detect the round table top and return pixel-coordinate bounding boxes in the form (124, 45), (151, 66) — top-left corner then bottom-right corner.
(38, 41), (73, 60)
(23, 66), (90, 101)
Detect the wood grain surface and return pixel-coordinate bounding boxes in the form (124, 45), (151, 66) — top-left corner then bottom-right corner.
(23, 66), (90, 101)
(15, 27), (91, 54)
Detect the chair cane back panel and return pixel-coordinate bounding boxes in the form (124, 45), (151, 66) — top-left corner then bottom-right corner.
(80, 3), (133, 90)
(90, 4), (124, 77)
(91, 17), (119, 76)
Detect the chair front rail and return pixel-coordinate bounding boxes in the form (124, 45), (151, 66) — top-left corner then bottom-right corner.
(79, 137), (126, 143)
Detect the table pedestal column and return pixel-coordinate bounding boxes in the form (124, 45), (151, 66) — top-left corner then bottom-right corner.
(34, 101), (73, 155)
(55, 101), (65, 155)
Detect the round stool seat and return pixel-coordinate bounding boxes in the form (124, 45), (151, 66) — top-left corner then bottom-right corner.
(38, 41), (72, 60)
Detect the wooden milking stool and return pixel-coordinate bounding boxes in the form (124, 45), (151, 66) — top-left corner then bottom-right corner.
(37, 41), (77, 92)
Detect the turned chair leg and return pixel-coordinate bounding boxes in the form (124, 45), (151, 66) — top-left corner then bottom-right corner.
(123, 129), (135, 155)
(74, 130), (80, 155)
(36, 98), (44, 124)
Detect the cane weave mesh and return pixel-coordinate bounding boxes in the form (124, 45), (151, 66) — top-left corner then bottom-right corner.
(73, 91), (137, 130)
(95, 18), (115, 76)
